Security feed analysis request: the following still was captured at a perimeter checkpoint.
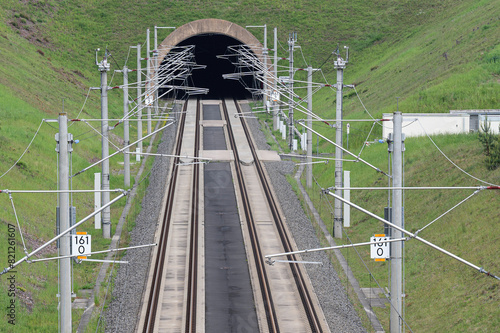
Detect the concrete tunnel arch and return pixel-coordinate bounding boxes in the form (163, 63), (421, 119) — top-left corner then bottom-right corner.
(156, 19), (267, 98)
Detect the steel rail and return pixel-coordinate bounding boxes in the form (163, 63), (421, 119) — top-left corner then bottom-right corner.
(233, 98), (324, 332)
(141, 99), (188, 333)
(221, 99), (280, 333)
(185, 97), (201, 332)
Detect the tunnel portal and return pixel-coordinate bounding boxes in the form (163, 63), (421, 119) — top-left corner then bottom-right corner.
(177, 34), (253, 99)
(157, 19), (264, 99)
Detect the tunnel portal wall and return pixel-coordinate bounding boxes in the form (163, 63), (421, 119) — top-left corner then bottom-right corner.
(157, 18), (264, 64)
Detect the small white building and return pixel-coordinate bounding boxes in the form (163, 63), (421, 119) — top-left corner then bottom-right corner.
(382, 110), (500, 139)
(477, 115), (500, 134)
(450, 110), (500, 134)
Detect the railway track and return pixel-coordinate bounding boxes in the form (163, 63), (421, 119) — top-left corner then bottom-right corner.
(221, 99), (280, 332)
(139, 97), (328, 333)
(224, 98), (325, 333)
(140, 98), (188, 333)
(185, 98), (201, 332)
(139, 98), (201, 333)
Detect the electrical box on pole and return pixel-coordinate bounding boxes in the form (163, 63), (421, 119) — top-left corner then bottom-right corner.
(56, 206), (76, 248)
(384, 207), (392, 237)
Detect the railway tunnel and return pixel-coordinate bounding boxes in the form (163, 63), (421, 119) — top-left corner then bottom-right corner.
(157, 19), (265, 99)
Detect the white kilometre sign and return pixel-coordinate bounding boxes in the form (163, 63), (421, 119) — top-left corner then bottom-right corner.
(370, 234), (390, 261)
(72, 232), (91, 258)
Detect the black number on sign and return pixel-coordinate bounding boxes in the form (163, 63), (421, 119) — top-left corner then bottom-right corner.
(75, 236), (88, 244)
(377, 248), (384, 257)
(78, 245), (85, 254)
(377, 238), (384, 247)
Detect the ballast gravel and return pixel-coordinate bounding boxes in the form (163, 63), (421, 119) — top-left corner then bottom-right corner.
(104, 114), (178, 333)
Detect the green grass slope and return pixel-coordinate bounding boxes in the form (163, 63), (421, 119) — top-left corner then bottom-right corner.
(305, 133), (500, 332)
(0, 0), (498, 331)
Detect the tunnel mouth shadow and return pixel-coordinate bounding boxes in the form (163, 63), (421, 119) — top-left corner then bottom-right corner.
(159, 34), (258, 100)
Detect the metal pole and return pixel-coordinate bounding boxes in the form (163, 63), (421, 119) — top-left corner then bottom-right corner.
(146, 28), (152, 134)
(153, 25), (160, 115)
(123, 66), (130, 187)
(273, 27), (279, 131)
(57, 112), (72, 332)
(154, 26), (158, 51)
(136, 43), (143, 156)
(333, 53), (346, 238)
(263, 24), (268, 111)
(99, 53), (111, 239)
(288, 32), (295, 149)
(306, 65), (313, 188)
(154, 26), (159, 116)
(391, 111), (403, 333)
(153, 26), (175, 116)
(246, 25), (269, 112)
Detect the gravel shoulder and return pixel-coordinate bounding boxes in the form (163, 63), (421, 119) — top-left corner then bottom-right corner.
(104, 111), (178, 333)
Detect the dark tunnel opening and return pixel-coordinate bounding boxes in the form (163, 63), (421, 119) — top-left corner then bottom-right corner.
(159, 34), (257, 100)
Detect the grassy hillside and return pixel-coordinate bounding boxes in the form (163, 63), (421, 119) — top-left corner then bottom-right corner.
(0, 0), (498, 331)
(300, 132), (500, 332)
